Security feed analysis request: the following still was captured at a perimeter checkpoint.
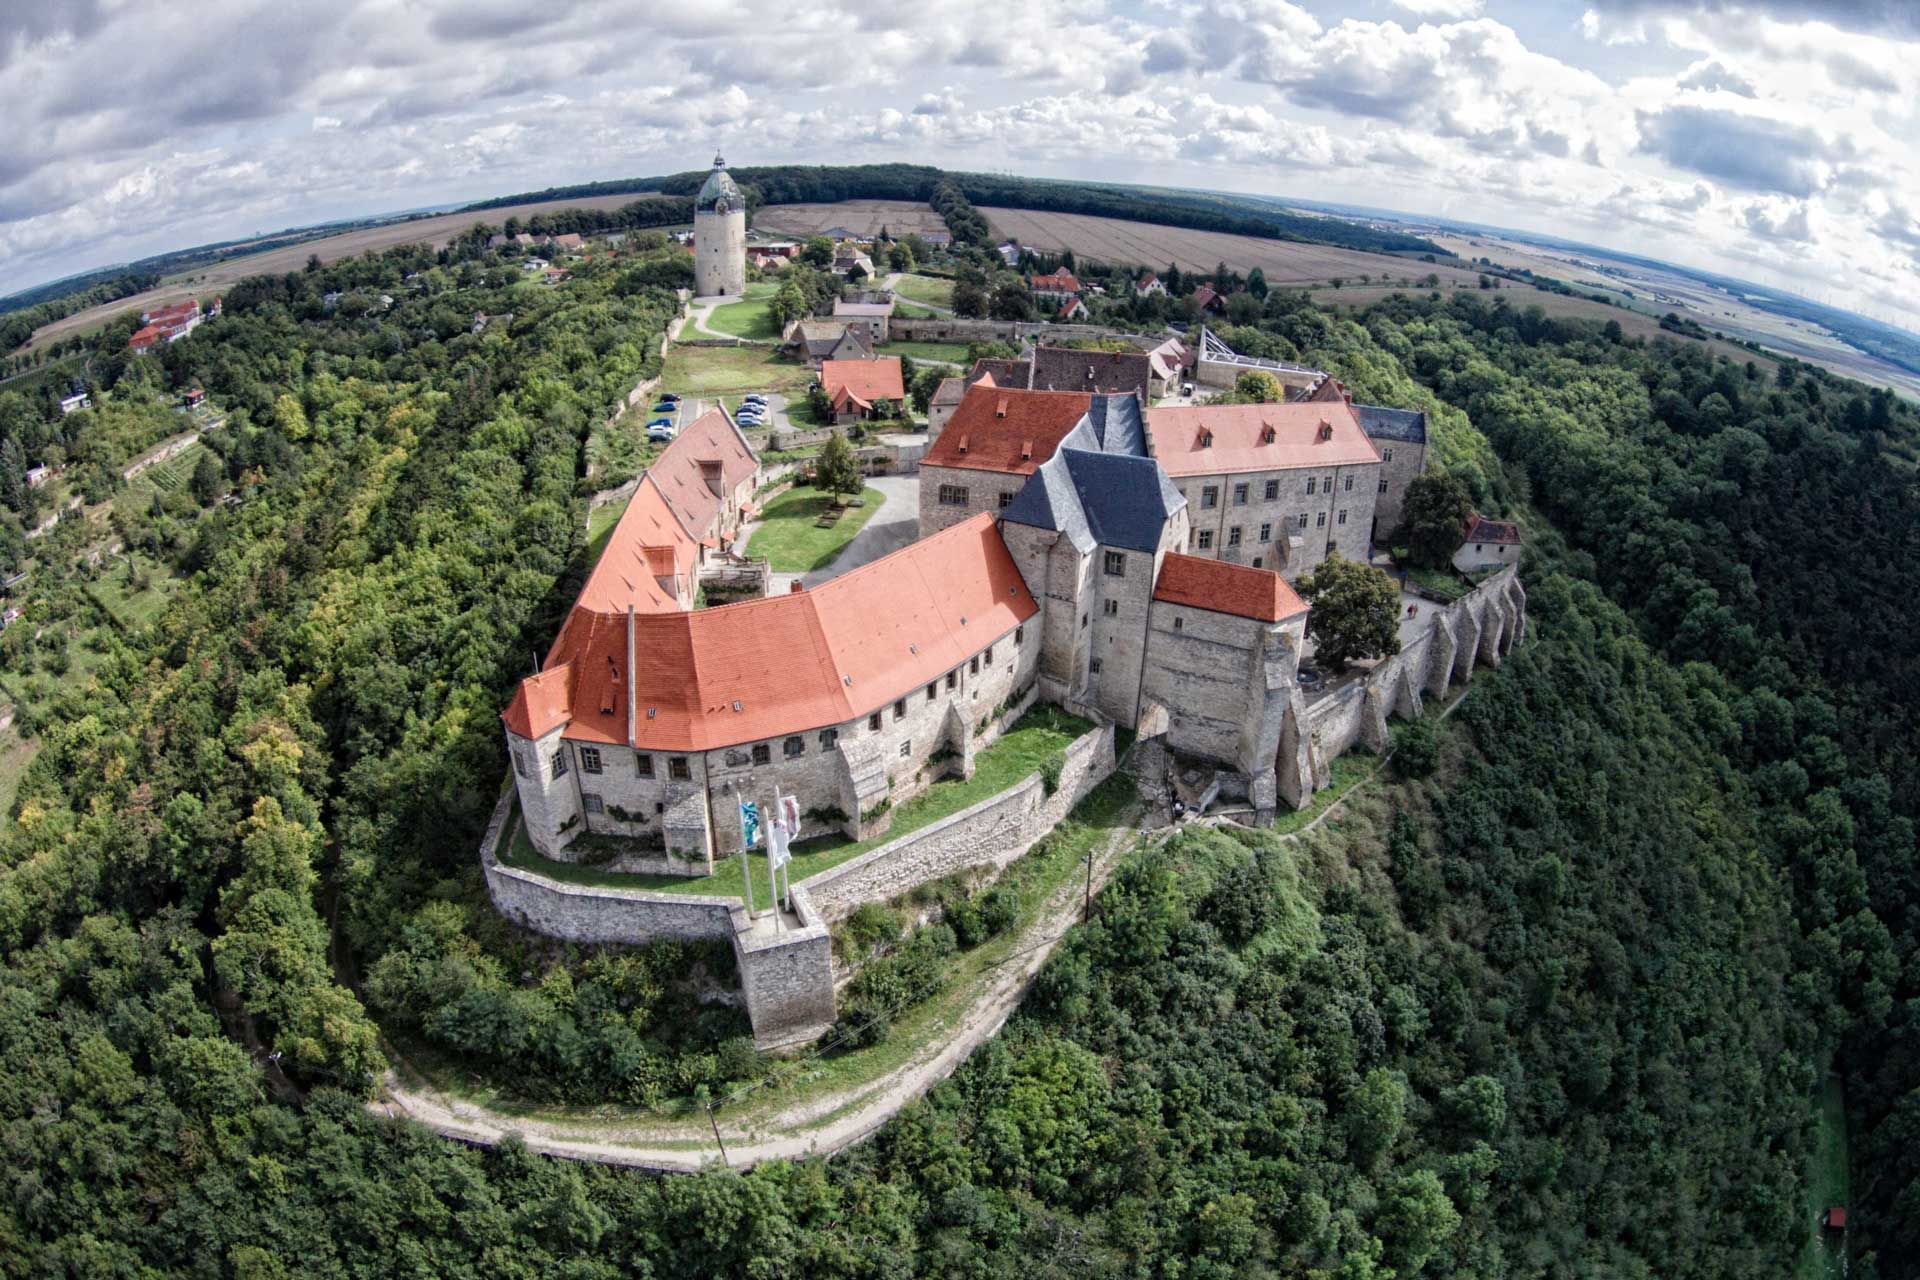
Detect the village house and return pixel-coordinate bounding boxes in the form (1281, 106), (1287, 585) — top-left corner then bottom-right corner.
(927, 377), (967, 441)
(832, 244), (875, 278)
(1190, 284), (1227, 314)
(831, 298), (893, 343)
(59, 392), (91, 415)
(782, 318), (875, 367)
(1453, 514), (1522, 571)
(1053, 294), (1090, 321)
(1028, 269), (1080, 304)
(1137, 272), (1167, 297)
(820, 357), (906, 424)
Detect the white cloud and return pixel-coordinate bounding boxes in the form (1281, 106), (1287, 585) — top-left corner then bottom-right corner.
(1393, 0), (1485, 17)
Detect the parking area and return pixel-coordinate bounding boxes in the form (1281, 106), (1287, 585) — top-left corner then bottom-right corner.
(645, 390), (793, 443)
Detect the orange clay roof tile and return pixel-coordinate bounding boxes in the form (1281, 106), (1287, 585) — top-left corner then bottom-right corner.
(1146, 401), (1380, 476)
(1153, 552), (1308, 623)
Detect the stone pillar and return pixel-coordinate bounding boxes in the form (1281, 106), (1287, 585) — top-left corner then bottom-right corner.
(1505, 574), (1527, 650)
(1274, 689), (1316, 809)
(1479, 596), (1509, 668)
(1360, 685), (1391, 754)
(1428, 614), (1457, 698)
(946, 703), (977, 780)
(1395, 661), (1425, 720)
(1452, 602), (1482, 686)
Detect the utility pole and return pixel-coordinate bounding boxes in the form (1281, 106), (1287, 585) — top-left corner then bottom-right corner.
(705, 1102), (730, 1167)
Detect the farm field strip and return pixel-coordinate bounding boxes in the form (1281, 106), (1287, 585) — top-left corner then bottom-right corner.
(753, 200), (948, 238)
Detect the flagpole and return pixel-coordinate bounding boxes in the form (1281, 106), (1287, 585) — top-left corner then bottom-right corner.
(733, 781), (754, 916)
(766, 789), (780, 916)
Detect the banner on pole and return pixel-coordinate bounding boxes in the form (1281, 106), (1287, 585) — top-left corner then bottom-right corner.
(768, 796), (791, 869)
(738, 799), (761, 849)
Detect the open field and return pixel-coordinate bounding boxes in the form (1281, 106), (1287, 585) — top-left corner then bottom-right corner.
(90, 552), (184, 630)
(19, 193), (673, 353)
(659, 343), (814, 398)
(887, 340), (970, 366)
(1310, 281), (1777, 370)
(1430, 231), (1920, 397)
(892, 274), (954, 307)
(981, 207), (1483, 286)
(754, 200), (948, 239)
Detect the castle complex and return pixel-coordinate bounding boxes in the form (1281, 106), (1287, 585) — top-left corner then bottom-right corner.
(503, 375), (1521, 871)
(692, 154), (746, 297)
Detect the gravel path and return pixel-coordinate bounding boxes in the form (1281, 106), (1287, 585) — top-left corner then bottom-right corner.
(375, 801), (1148, 1172)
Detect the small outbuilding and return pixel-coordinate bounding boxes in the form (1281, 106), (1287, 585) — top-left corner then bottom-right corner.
(1453, 513), (1522, 572)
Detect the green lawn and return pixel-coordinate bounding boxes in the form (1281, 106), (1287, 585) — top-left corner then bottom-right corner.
(660, 343), (814, 398)
(892, 274), (954, 308)
(705, 284), (782, 341)
(892, 302), (937, 320)
(585, 496), (632, 567)
(887, 341), (970, 366)
(1799, 1074), (1850, 1280)
(744, 484), (884, 571)
(498, 705), (1097, 902)
(89, 552), (183, 630)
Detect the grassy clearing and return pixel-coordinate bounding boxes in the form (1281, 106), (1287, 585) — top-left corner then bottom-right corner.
(744, 484), (883, 572)
(498, 706), (1097, 901)
(887, 341), (970, 366)
(892, 302), (937, 320)
(892, 274), (954, 308)
(585, 496), (632, 567)
(89, 552), (182, 629)
(1270, 752), (1376, 836)
(1399, 563), (1467, 601)
(1799, 1074), (1850, 1280)
(705, 284), (782, 341)
(660, 342), (814, 398)
(0, 727), (39, 826)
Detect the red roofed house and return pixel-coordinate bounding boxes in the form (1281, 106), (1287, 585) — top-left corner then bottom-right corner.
(820, 357), (905, 424)
(1190, 284), (1227, 314)
(128, 298), (207, 353)
(917, 383), (1096, 533)
(1054, 294), (1089, 321)
(1453, 513), (1522, 572)
(1029, 269), (1080, 303)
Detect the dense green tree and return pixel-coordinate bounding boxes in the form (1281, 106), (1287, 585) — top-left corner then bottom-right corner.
(1297, 554), (1401, 669)
(813, 430), (862, 500)
(1401, 468), (1474, 566)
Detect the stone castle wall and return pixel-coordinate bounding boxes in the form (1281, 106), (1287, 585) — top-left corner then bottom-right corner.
(800, 722), (1116, 921)
(1281, 566), (1525, 803)
(890, 317), (1123, 346)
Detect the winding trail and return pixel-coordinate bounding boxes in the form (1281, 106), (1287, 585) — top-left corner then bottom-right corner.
(377, 803), (1149, 1172)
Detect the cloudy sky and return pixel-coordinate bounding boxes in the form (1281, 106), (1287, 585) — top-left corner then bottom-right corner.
(3, 0), (1918, 328)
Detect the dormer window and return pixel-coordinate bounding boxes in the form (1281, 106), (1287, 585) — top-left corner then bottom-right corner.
(995, 397), (1008, 419)
(1317, 419), (1334, 442)
(1198, 428), (1213, 448)
(1020, 440), (1033, 461)
(1261, 424), (1276, 444)
(957, 434), (969, 454)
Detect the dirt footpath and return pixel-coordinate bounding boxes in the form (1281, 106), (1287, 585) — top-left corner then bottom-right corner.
(377, 807), (1148, 1172)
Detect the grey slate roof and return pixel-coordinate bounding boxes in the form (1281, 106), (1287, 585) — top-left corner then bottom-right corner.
(1354, 404), (1428, 444)
(695, 157), (743, 214)
(1029, 347), (1152, 400)
(1002, 445), (1185, 555)
(1080, 393), (1147, 457)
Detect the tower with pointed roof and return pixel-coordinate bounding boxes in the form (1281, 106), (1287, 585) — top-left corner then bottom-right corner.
(693, 153), (747, 297)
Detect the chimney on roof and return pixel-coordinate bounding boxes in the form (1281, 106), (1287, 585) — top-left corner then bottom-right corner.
(957, 434), (969, 454)
(699, 457), (724, 498)
(790, 580), (805, 593)
(995, 397), (1008, 419)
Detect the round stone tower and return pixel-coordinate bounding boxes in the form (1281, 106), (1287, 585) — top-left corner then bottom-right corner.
(693, 153), (747, 298)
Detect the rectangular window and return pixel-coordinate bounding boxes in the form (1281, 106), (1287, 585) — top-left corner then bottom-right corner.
(1015, 626), (1024, 645)
(926, 682), (937, 702)
(1316, 512), (1327, 528)
(997, 491), (1015, 508)
(1323, 474), (1333, 492)
(1196, 529), (1214, 550)
(1103, 550), (1125, 576)
(894, 700), (907, 720)
(983, 645), (993, 664)
(579, 745), (602, 774)
(1306, 477), (1316, 495)
(1338, 509), (1348, 525)
(937, 484), (969, 507)
(1259, 522), (1272, 542)
(1227, 527), (1242, 547)
(1264, 479), (1279, 500)
(1201, 486), (1219, 509)
(1252, 557), (1263, 568)
(947, 671), (958, 690)
(513, 750), (527, 778)
(1232, 483), (1248, 506)
(1297, 513), (1309, 529)
(635, 752), (654, 778)
(899, 740), (911, 758)
(669, 756), (690, 781)
(868, 712), (882, 731)
(1173, 616), (1184, 631)
(552, 750), (569, 780)
(752, 743), (771, 765)
(1089, 657), (1103, 674)
(784, 736), (804, 758)
(970, 655), (980, 675)
(1343, 475), (1354, 492)
(1379, 476), (1390, 493)
(820, 727), (840, 749)
(1383, 448), (1394, 462)
(1103, 599), (1118, 617)
(583, 793), (604, 815)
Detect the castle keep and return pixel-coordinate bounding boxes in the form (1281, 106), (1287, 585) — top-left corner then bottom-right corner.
(692, 154), (746, 298)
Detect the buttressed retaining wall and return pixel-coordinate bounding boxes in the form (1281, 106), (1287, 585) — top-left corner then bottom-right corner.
(1277, 566), (1525, 807)
(479, 721), (1116, 1049)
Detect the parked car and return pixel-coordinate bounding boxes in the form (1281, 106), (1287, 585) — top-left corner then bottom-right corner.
(647, 417), (674, 429)
(647, 425), (676, 442)
(651, 402), (676, 414)
(658, 392), (680, 403)
(742, 393), (767, 405)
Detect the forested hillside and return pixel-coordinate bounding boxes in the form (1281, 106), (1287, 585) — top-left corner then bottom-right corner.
(1, 238), (1917, 1276)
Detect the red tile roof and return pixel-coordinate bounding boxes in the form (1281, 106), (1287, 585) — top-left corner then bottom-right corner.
(1153, 553), (1308, 623)
(821, 358), (904, 409)
(1030, 270), (1080, 293)
(922, 385), (1093, 475)
(644, 408), (757, 547)
(1464, 513), (1521, 544)
(1146, 401), (1380, 477)
(519, 514), (1038, 751)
